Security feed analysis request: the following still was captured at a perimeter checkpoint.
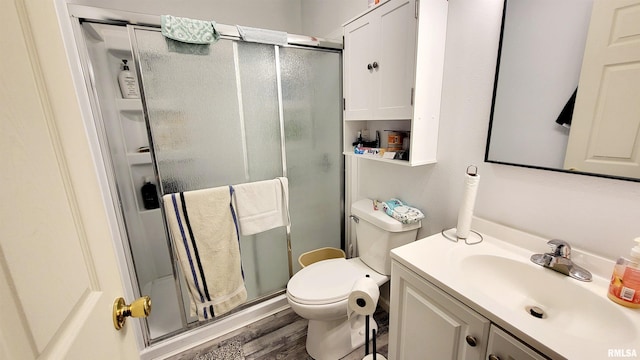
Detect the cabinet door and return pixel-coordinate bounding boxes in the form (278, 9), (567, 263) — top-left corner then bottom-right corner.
(389, 262), (490, 360)
(375, 0), (417, 120)
(486, 325), (549, 360)
(344, 12), (377, 120)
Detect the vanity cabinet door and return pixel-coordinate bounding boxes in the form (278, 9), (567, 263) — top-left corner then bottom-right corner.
(389, 261), (490, 360)
(486, 325), (549, 360)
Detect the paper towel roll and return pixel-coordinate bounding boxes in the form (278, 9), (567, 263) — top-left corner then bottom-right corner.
(456, 170), (480, 239)
(347, 277), (379, 316)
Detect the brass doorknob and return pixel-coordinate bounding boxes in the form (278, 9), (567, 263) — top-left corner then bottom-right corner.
(113, 296), (151, 330)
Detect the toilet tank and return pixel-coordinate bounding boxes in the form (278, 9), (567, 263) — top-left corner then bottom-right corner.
(351, 199), (421, 275)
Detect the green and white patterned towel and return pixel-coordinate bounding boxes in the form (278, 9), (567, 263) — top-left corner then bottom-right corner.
(161, 15), (220, 44)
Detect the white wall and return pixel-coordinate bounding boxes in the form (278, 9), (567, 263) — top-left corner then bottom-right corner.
(309, 0), (640, 261)
(67, 0), (302, 33)
(300, 0), (368, 40)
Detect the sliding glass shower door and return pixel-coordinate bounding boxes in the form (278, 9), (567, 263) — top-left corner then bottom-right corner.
(279, 46), (343, 265)
(129, 25), (342, 334)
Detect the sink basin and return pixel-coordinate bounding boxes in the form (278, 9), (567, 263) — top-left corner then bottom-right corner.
(460, 254), (637, 342)
(390, 219), (640, 359)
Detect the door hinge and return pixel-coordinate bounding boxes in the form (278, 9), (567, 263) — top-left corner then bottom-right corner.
(343, 98), (346, 110)
(415, 0), (419, 19)
(410, 88), (415, 106)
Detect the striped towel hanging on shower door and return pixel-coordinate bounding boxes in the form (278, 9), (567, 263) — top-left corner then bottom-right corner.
(163, 186), (247, 320)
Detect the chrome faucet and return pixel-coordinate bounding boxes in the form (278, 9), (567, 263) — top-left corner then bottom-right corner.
(530, 239), (592, 282)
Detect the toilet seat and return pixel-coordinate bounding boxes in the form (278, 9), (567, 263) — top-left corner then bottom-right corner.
(287, 258), (386, 305)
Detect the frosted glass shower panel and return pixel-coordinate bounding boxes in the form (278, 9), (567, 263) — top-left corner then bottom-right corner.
(131, 27), (291, 308)
(233, 42), (288, 298)
(236, 42), (284, 181)
(132, 29), (246, 192)
(280, 47), (343, 268)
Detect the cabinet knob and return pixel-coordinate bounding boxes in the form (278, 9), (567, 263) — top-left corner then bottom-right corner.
(465, 335), (477, 347)
(488, 355), (501, 360)
(372, 61), (379, 69)
(367, 63), (373, 70)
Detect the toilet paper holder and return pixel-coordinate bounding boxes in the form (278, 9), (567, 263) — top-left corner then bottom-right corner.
(356, 275), (386, 360)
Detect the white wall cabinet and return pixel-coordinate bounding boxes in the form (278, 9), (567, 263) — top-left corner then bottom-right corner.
(389, 261), (550, 360)
(343, 0), (417, 121)
(342, 0), (448, 166)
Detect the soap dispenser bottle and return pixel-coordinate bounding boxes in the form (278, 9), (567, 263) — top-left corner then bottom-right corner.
(118, 59), (140, 99)
(141, 177), (159, 210)
(607, 238), (640, 308)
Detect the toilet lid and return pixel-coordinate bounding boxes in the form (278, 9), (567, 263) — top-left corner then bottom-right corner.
(287, 258), (370, 305)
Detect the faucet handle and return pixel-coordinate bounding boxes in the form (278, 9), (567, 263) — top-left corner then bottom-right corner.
(547, 239), (571, 258)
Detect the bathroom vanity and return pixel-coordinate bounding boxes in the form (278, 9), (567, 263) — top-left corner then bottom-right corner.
(388, 218), (640, 360)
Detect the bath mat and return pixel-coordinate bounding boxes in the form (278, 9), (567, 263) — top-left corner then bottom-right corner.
(193, 339), (244, 360)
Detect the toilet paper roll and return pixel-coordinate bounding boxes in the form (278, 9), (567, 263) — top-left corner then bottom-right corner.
(456, 171), (480, 239)
(347, 277), (380, 316)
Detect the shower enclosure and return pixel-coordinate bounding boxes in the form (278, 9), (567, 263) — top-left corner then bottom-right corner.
(74, 13), (342, 347)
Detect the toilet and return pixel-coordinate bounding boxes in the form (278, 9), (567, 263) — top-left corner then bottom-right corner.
(286, 198), (421, 360)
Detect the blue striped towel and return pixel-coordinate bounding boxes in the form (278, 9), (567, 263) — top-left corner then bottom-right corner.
(163, 186), (247, 320)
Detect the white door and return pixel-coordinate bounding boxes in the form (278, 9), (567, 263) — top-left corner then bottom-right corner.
(564, 0), (640, 178)
(0, 1), (139, 359)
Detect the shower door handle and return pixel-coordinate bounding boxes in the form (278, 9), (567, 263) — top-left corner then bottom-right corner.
(113, 296), (152, 330)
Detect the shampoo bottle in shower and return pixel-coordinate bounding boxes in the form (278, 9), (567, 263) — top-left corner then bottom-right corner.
(141, 177), (159, 210)
(118, 59), (140, 99)
(607, 238), (640, 308)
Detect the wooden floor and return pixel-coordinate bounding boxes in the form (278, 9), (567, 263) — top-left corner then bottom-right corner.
(167, 306), (389, 360)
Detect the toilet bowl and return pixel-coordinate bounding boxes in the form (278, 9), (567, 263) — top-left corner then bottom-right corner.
(287, 258), (387, 360)
(286, 198), (421, 360)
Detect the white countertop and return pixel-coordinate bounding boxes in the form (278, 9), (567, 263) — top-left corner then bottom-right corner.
(390, 217), (640, 360)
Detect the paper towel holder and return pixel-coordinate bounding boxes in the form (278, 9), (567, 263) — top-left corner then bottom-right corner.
(442, 228), (484, 245)
(466, 165), (478, 176)
(441, 165), (484, 245)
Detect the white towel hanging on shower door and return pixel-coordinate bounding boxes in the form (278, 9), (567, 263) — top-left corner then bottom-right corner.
(231, 177), (290, 236)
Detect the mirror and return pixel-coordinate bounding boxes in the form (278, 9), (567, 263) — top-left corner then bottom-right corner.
(486, 0), (640, 181)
